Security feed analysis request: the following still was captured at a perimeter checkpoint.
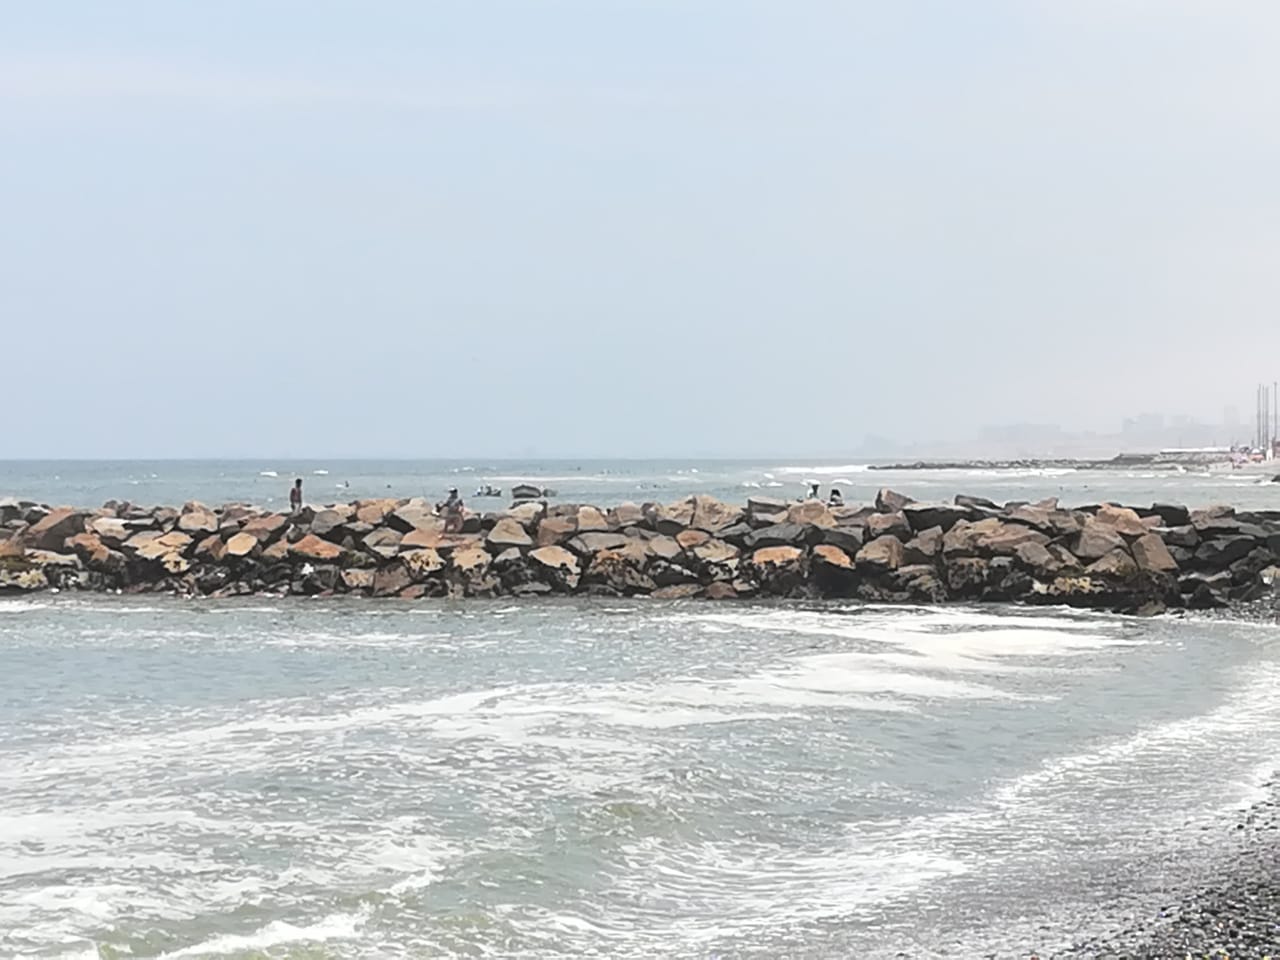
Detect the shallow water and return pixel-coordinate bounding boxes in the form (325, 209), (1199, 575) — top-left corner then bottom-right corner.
(3, 596), (1278, 958)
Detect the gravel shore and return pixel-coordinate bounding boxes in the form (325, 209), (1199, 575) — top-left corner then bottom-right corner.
(1056, 784), (1280, 958)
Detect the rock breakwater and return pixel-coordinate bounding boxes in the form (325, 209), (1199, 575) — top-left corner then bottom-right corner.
(2, 490), (1279, 612)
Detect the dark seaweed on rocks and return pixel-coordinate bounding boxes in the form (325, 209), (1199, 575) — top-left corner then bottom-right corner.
(2, 490), (1280, 612)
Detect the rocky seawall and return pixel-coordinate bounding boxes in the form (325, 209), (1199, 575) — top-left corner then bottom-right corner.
(1, 490), (1277, 612)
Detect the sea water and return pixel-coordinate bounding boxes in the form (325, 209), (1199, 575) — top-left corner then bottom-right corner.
(3, 595), (1279, 958)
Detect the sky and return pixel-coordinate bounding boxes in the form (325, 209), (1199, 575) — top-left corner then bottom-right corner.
(2, 1), (1278, 459)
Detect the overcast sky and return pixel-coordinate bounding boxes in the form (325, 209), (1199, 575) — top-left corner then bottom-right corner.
(2, 2), (1277, 458)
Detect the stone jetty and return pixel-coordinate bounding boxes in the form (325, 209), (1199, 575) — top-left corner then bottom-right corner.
(1, 490), (1278, 613)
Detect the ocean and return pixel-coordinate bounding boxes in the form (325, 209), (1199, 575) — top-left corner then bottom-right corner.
(3, 461), (1280, 958)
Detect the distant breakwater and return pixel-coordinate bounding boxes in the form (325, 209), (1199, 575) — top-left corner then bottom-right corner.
(1, 491), (1277, 613)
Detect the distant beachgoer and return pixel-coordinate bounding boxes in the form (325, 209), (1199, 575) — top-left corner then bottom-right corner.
(441, 487), (465, 533)
(828, 488), (844, 507)
(289, 478), (303, 513)
(809, 483), (820, 500)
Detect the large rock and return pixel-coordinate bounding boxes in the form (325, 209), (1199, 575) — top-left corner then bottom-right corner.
(875, 488), (915, 513)
(529, 545), (581, 591)
(1086, 548), (1139, 581)
(856, 535), (903, 572)
(1131, 533), (1178, 574)
(387, 502), (440, 534)
(675, 529), (710, 550)
(310, 508), (348, 540)
(224, 532), (261, 559)
(608, 502), (644, 528)
(787, 500), (836, 529)
(821, 526), (864, 555)
(977, 521), (1049, 557)
(954, 494), (999, 511)
(690, 538), (739, 569)
(569, 531), (630, 556)
(586, 542), (654, 594)
(123, 530), (192, 561)
(690, 496), (743, 532)
(487, 517), (533, 551)
(193, 535), (228, 563)
(902, 526), (943, 565)
(1149, 503), (1191, 527)
(748, 546), (806, 596)
(903, 503), (972, 532)
(361, 528), (403, 560)
(177, 503), (219, 535)
(403, 548), (446, 582)
(241, 514), (289, 544)
(536, 516), (577, 547)
(290, 534), (343, 562)
(1073, 519), (1127, 561)
(574, 505), (611, 532)
(1006, 505), (1082, 538)
(372, 562), (413, 597)
(1161, 525), (1198, 548)
(746, 496), (790, 527)
(66, 532), (125, 574)
(744, 523), (812, 550)
(645, 535), (682, 562)
(811, 544), (857, 597)
(25, 509), (86, 551)
(88, 516), (131, 547)
(1094, 504), (1147, 539)
(1194, 535), (1257, 569)
(355, 499), (398, 525)
(865, 511), (911, 542)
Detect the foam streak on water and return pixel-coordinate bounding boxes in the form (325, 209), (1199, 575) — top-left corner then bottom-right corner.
(1, 597), (1277, 958)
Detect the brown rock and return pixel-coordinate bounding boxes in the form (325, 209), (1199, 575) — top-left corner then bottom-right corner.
(689, 496), (744, 532)
(262, 538), (291, 562)
(66, 532), (113, 568)
(124, 530), (193, 561)
(812, 543), (853, 570)
(978, 522), (1049, 556)
(361, 528), (403, 560)
(1131, 533), (1178, 574)
(586, 542), (655, 594)
(676, 529), (711, 550)
(646, 535), (682, 562)
(194, 535), (227, 563)
(1086, 548), (1138, 580)
(488, 517), (533, 551)
(241, 514), (289, 544)
(342, 569), (374, 592)
(355, 499), (398, 525)
(1094, 504), (1147, 539)
(903, 526), (943, 565)
(448, 547), (494, 595)
(310, 509), (348, 539)
(289, 534), (343, 562)
(385, 501), (439, 533)
(177, 503), (219, 535)
(536, 516), (577, 547)
(609, 502), (644, 528)
(703, 581), (738, 600)
(575, 505), (611, 532)
(652, 584), (701, 600)
(866, 511), (911, 542)
(875, 488), (915, 513)
(400, 527), (443, 551)
(1014, 540), (1061, 577)
(224, 531), (260, 558)
(26, 508), (86, 551)
(372, 562), (413, 596)
(530, 545), (581, 590)
(787, 500), (837, 529)
(89, 516), (131, 547)
(856, 535), (903, 572)
(403, 548), (445, 581)
(692, 538), (739, 565)
(1073, 519), (1127, 561)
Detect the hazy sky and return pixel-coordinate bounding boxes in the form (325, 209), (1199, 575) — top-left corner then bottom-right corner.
(3, 2), (1278, 458)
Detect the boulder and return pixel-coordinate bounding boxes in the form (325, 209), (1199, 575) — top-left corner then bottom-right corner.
(821, 526), (864, 555)
(342, 569), (375, 593)
(66, 532), (125, 573)
(651, 584), (702, 600)
(261, 538), (290, 562)
(193, 535), (228, 563)
(1131, 533), (1178, 574)
(1161, 525), (1198, 548)
(653, 500), (695, 535)
(902, 526), (943, 565)
(1094, 504), (1147, 539)
(891, 564), (949, 603)
(1006, 505), (1082, 538)
(946, 557), (996, 599)
(224, 532), (261, 559)
(1149, 503), (1191, 527)
(361, 528), (403, 561)
(865, 511), (911, 542)
(691, 538), (739, 567)
(977, 522), (1049, 557)
(574, 505), (611, 532)
(290, 534), (343, 562)
(744, 523), (812, 550)
(690, 496), (743, 532)
(536, 516), (577, 547)
(586, 542), (655, 594)
(487, 517), (533, 551)
(448, 547), (495, 596)
(399, 527), (444, 552)
(310, 509), (348, 540)
(88, 516), (131, 547)
(645, 535), (682, 562)
(177, 503), (219, 535)
(354, 499), (398, 525)
(746, 496), (790, 527)
(503, 501), (547, 531)
(875, 488), (915, 513)
(856, 535), (903, 573)
(1015, 540), (1065, 577)
(903, 503), (973, 533)
(403, 548), (446, 581)
(787, 500), (836, 529)
(241, 514), (289, 544)
(954, 494), (999, 511)
(387, 502), (440, 534)
(569, 531), (630, 555)
(372, 562), (414, 597)
(811, 544), (857, 597)
(649, 558), (699, 587)
(1073, 519), (1127, 561)
(25, 509), (86, 551)
(748, 546), (807, 596)
(675, 529), (711, 550)
(124, 530), (193, 561)
(529, 545), (581, 591)
(1086, 548), (1138, 581)
(1194, 535), (1257, 569)
(609, 502), (644, 528)
(703, 581), (739, 600)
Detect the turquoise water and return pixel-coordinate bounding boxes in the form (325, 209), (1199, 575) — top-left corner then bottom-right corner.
(3, 596), (1279, 958)
(3, 457), (1280, 512)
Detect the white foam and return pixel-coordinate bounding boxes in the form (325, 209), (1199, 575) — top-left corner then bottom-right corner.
(775, 464), (870, 475)
(257, 470), (278, 478)
(155, 907), (368, 958)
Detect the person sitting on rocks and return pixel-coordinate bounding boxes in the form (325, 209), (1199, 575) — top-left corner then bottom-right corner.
(828, 488), (844, 507)
(289, 478), (303, 513)
(808, 483), (820, 500)
(441, 487), (465, 533)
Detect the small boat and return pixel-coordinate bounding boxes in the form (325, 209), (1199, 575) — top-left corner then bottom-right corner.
(511, 483), (552, 501)
(473, 485), (503, 498)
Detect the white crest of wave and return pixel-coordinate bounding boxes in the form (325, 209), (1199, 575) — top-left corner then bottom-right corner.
(155, 906), (369, 958)
(774, 464), (870, 476)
